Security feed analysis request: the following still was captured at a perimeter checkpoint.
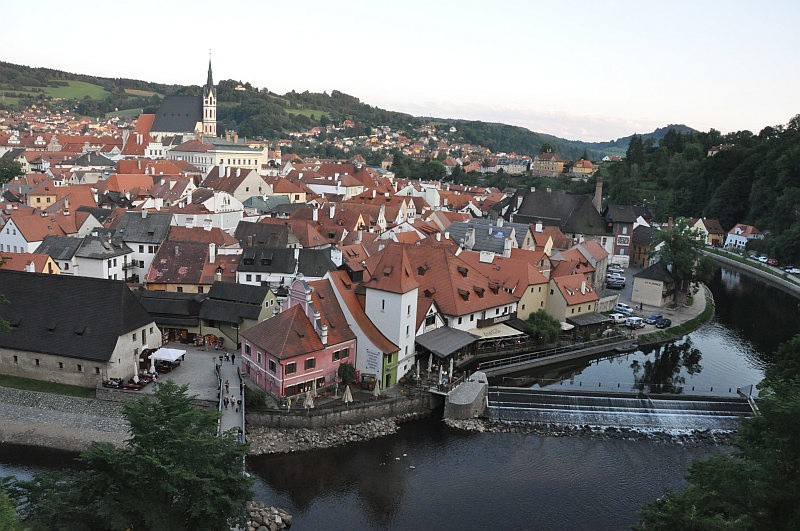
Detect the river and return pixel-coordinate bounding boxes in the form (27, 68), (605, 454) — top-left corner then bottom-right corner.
(2, 267), (799, 530)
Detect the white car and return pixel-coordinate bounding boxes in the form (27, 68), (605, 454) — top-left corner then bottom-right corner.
(607, 273), (625, 281)
(609, 313), (627, 324)
(617, 302), (632, 310)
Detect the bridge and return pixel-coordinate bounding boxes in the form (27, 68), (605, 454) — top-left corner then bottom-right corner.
(486, 386), (755, 430)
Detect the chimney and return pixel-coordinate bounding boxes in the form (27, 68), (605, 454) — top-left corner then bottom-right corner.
(592, 175), (603, 214)
(312, 207), (318, 222)
(496, 218), (503, 227)
(233, 132), (239, 143)
(372, 189), (376, 198)
(320, 324), (328, 346)
(203, 218), (212, 231)
(503, 236), (513, 257)
(444, 231), (450, 240)
(435, 232), (441, 241)
(141, 208), (148, 219)
(63, 197), (70, 215)
(581, 281), (586, 294)
(293, 247), (300, 260)
(214, 267), (222, 282)
(535, 221), (543, 233)
(225, 131), (231, 142)
(329, 204), (336, 219)
(236, 168), (241, 178)
(208, 243), (216, 263)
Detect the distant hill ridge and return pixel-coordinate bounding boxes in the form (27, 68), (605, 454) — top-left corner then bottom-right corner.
(0, 60), (696, 158)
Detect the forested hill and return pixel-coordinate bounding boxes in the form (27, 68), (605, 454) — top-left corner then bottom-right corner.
(2, 60), (685, 158)
(600, 118), (800, 262)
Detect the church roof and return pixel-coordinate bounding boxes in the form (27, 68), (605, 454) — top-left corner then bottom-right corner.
(152, 95), (202, 133)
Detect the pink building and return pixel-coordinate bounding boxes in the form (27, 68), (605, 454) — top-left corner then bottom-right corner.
(241, 278), (356, 398)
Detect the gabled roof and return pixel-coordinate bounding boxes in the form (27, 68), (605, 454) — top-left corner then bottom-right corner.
(511, 189), (608, 236)
(0, 252), (53, 273)
(241, 304), (323, 360)
(0, 271), (154, 362)
(35, 234), (83, 260)
(200, 282), (269, 323)
(308, 278), (356, 346)
(111, 211), (173, 244)
(364, 244), (419, 294)
(75, 235), (133, 260)
(135, 289), (203, 326)
(235, 220), (298, 248)
(8, 213), (67, 242)
(632, 225), (658, 246)
(167, 226), (238, 246)
(634, 261), (675, 283)
(604, 205), (652, 224)
(146, 240), (209, 285)
(551, 273), (598, 305)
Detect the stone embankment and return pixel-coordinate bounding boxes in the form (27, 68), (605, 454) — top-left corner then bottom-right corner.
(248, 412), (425, 455)
(246, 501), (292, 531)
(0, 387), (129, 451)
(445, 418), (736, 446)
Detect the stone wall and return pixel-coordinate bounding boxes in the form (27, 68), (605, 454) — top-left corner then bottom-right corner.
(704, 252), (800, 297)
(246, 394), (439, 429)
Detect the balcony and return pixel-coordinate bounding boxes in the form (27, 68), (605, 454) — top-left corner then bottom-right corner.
(476, 311), (516, 329)
(122, 261), (138, 271)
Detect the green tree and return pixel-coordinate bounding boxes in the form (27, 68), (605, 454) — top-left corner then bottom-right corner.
(0, 159), (22, 183)
(539, 142), (555, 154)
(5, 381), (252, 530)
(657, 219), (716, 300)
(338, 362), (356, 385)
(524, 310), (561, 344)
(0, 489), (19, 530)
(638, 334), (800, 530)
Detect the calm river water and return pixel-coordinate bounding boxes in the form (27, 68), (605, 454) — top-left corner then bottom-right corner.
(2, 267), (799, 530)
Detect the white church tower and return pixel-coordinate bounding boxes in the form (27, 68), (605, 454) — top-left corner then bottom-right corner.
(202, 59), (217, 138)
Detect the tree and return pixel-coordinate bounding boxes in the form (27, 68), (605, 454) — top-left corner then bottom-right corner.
(0, 159), (22, 184)
(523, 310), (561, 345)
(657, 219), (716, 299)
(0, 489), (19, 531)
(638, 334), (800, 529)
(539, 142), (555, 154)
(5, 381), (252, 530)
(338, 362), (356, 385)
(626, 134), (645, 167)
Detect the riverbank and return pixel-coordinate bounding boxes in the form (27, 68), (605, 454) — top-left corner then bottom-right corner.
(703, 249), (800, 297)
(444, 418), (736, 446)
(0, 387), (128, 452)
(247, 412), (428, 455)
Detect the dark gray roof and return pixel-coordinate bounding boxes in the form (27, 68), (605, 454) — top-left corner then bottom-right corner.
(265, 203), (307, 217)
(297, 248), (337, 277)
(35, 235), (82, 260)
(566, 312), (612, 327)
(0, 270), (154, 362)
(113, 211), (173, 244)
(152, 95), (202, 133)
(604, 205), (653, 224)
(447, 218), (529, 253)
(238, 247), (296, 274)
(69, 151), (115, 167)
(200, 281), (269, 323)
(632, 224), (658, 246)
(510, 189), (608, 236)
(634, 261), (675, 283)
(415, 327), (478, 358)
(242, 194), (291, 214)
(77, 206), (114, 224)
(75, 235), (133, 259)
(134, 289), (203, 327)
(235, 221), (294, 248)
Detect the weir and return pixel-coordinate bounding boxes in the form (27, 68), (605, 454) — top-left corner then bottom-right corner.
(487, 387), (754, 430)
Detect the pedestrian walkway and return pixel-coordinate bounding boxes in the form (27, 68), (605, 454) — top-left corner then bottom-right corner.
(216, 353), (245, 440)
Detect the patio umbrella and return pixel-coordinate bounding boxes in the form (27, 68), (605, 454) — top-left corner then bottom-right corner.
(438, 365), (444, 384)
(373, 378), (381, 398)
(415, 359), (420, 380)
(449, 358), (454, 380)
(304, 389), (314, 409)
(149, 354), (156, 374)
(427, 353), (433, 374)
(312, 378), (318, 398)
(342, 385), (353, 404)
(132, 359), (139, 383)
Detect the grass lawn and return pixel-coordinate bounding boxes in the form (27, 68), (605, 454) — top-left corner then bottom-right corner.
(124, 88), (159, 97)
(43, 80), (110, 100)
(285, 108), (328, 119)
(0, 374), (95, 398)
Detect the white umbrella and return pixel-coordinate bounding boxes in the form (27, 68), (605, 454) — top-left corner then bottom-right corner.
(415, 360), (420, 380)
(427, 353), (433, 374)
(132, 358), (140, 383)
(149, 354), (155, 374)
(304, 389), (314, 409)
(438, 365), (444, 384)
(449, 358), (454, 380)
(342, 385), (353, 404)
(373, 378), (382, 398)
(312, 378), (318, 398)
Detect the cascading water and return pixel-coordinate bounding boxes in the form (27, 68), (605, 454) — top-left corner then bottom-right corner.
(488, 387), (751, 430)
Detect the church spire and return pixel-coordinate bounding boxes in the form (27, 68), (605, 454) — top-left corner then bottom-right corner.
(204, 57), (215, 99)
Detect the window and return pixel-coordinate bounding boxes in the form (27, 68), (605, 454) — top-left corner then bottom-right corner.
(13, 355), (17, 364)
(139, 260), (145, 268)
(257, 352), (262, 364)
(381, 299), (385, 311)
(304, 358), (316, 370)
(458, 317), (462, 324)
(58, 362), (63, 369)
(407, 304), (411, 315)
(406, 325), (409, 336)
(149, 246), (156, 253)
(108, 259), (112, 268)
(522, 304), (526, 310)
(550, 289), (554, 295)
(149, 327), (153, 334)
(341, 348), (349, 359)
(425, 315), (435, 327)
(286, 362), (297, 374)
(132, 332), (137, 341)
(64, 263), (69, 271)
(35, 358), (40, 366)
(177, 287), (184, 292)
(198, 286), (204, 293)
(246, 274), (252, 282)
(95, 367), (101, 374)
(470, 314), (474, 321)
(245, 344), (251, 355)
(268, 359), (276, 373)
(77, 364), (83, 372)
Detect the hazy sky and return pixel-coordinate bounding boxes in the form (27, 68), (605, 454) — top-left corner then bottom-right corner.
(2, 0), (798, 141)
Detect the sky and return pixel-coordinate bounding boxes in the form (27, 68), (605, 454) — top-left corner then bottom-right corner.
(2, 0), (799, 142)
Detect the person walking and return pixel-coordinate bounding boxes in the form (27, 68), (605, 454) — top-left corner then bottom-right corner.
(231, 353), (236, 364)
(224, 351), (230, 362)
(225, 379), (230, 392)
(223, 396), (229, 409)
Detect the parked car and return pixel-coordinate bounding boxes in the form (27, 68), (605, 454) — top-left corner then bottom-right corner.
(767, 258), (780, 266)
(612, 305), (634, 316)
(606, 273), (625, 282)
(626, 316), (645, 329)
(644, 314), (663, 324)
(787, 267), (800, 274)
(655, 318), (672, 329)
(617, 302), (632, 310)
(606, 279), (625, 290)
(757, 256), (769, 263)
(608, 313), (627, 324)
(608, 264), (624, 273)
